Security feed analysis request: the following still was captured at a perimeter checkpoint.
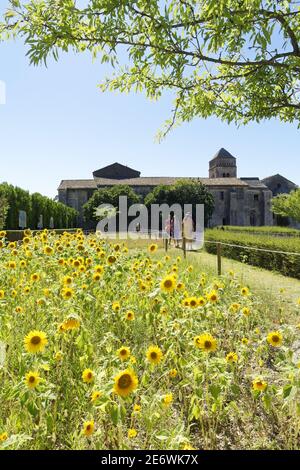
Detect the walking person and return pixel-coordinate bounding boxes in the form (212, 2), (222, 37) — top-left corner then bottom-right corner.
(182, 212), (195, 250)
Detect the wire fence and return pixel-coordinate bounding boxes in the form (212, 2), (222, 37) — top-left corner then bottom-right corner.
(204, 239), (300, 257)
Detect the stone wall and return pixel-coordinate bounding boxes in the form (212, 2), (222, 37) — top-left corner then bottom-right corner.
(59, 184), (273, 229)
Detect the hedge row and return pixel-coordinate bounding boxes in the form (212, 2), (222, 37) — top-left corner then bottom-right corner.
(2, 229), (81, 242)
(0, 182), (78, 230)
(205, 229), (300, 279)
(215, 225), (300, 237)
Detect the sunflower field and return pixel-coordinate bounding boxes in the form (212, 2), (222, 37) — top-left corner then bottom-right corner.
(0, 229), (300, 450)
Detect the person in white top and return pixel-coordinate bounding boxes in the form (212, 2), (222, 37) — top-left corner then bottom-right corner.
(182, 212), (195, 250)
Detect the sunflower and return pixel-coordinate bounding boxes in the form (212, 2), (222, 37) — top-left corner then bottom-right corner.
(125, 310), (135, 321)
(230, 303), (240, 313)
(91, 390), (102, 403)
(242, 337), (249, 345)
(160, 275), (176, 293)
(24, 330), (48, 354)
(148, 244), (158, 253)
(82, 420), (95, 437)
(242, 307), (250, 316)
(169, 369), (178, 378)
(252, 378), (267, 392)
(107, 255), (117, 265)
(92, 272), (101, 282)
(128, 428), (137, 438)
(73, 259), (81, 268)
(194, 333), (217, 353)
(0, 290), (4, 299)
(112, 301), (121, 312)
(61, 287), (74, 300)
(182, 443), (196, 450)
(82, 368), (95, 384)
(226, 352), (238, 363)
(114, 369), (138, 398)
(44, 246), (54, 255)
(0, 432), (8, 442)
(160, 306), (168, 316)
(176, 282), (185, 291)
(30, 273), (40, 282)
(146, 345), (163, 365)
(63, 276), (72, 285)
(15, 306), (23, 314)
(267, 331), (282, 348)
(54, 351), (63, 362)
(139, 281), (148, 292)
(133, 404), (141, 413)
(117, 346), (131, 361)
(25, 371), (41, 389)
(94, 265), (104, 275)
(207, 290), (218, 303)
(189, 297), (198, 308)
(63, 314), (81, 330)
(241, 286), (250, 296)
(162, 393), (173, 407)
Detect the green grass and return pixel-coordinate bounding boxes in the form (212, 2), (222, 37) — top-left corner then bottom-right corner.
(128, 241), (300, 324)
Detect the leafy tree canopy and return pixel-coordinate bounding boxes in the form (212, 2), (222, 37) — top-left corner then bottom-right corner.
(145, 179), (214, 226)
(83, 185), (141, 223)
(1, 1), (300, 138)
(0, 194), (9, 230)
(272, 189), (300, 223)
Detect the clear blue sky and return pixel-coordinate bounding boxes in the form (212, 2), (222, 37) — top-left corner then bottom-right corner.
(0, 1), (299, 199)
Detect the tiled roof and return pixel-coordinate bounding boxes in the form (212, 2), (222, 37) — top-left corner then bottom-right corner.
(240, 178), (269, 189)
(58, 180), (97, 190)
(58, 176), (249, 190)
(210, 148), (235, 161)
(95, 176), (248, 187)
(261, 174), (298, 187)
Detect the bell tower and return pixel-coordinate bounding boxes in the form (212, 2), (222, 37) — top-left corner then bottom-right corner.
(209, 148), (237, 178)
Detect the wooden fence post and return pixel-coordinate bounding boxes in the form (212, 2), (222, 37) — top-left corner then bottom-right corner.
(217, 242), (222, 276)
(164, 238), (168, 253)
(182, 237), (186, 259)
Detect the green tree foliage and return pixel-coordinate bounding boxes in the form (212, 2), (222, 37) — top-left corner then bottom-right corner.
(272, 188), (300, 223)
(30, 192), (78, 229)
(145, 179), (214, 226)
(0, 183), (78, 229)
(0, 193), (9, 230)
(0, 183), (31, 229)
(1, 1), (300, 137)
(83, 185), (141, 224)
